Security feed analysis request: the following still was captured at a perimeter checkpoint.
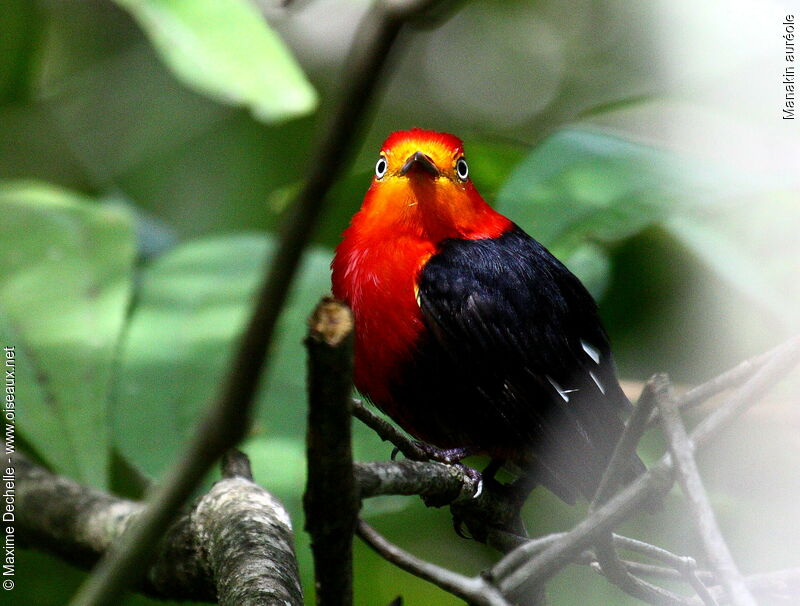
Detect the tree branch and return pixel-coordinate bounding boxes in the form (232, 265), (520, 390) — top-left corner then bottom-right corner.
(304, 298), (358, 605)
(646, 338), (792, 429)
(590, 375), (690, 606)
(12, 447), (301, 605)
(67, 1), (455, 604)
(593, 534), (691, 606)
(491, 334), (800, 600)
(355, 460), (480, 504)
(655, 380), (757, 606)
(356, 520), (511, 606)
(590, 374), (663, 510)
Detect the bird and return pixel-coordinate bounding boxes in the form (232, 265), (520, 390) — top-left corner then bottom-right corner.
(331, 128), (643, 504)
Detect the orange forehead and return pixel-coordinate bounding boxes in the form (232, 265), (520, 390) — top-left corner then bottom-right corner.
(380, 128), (464, 166)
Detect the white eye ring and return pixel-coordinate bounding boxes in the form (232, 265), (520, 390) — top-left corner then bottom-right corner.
(456, 157), (469, 180)
(375, 157), (388, 179)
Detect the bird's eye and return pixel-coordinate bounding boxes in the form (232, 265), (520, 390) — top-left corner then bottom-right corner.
(455, 157), (469, 181)
(375, 157), (388, 179)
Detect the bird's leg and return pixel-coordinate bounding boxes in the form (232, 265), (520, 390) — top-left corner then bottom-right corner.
(400, 442), (484, 492)
(412, 442), (480, 464)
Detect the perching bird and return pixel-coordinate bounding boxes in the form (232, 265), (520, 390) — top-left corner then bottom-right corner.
(332, 128), (642, 503)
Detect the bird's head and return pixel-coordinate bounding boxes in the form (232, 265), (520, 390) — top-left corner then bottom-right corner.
(360, 128), (508, 241)
(374, 128), (469, 185)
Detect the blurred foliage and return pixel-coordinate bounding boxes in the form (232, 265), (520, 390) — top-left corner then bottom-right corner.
(1, 1), (798, 605)
(113, 0), (317, 121)
(0, 182), (134, 489)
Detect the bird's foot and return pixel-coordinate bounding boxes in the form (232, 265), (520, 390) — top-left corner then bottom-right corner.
(411, 442), (479, 464)
(391, 442), (478, 463)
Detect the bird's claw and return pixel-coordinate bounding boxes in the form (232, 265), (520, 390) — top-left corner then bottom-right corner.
(453, 516), (472, 539)
(453, 463), (483, 498)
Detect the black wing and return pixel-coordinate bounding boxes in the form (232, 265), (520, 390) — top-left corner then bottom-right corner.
(402, 225), (636, 501)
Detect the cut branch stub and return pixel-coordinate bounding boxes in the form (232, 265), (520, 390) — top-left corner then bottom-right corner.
(304, 297), (359, 606)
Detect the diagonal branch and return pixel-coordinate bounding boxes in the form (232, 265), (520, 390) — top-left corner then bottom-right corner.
(356, 520), (511, 606)
(67, 1), (455, 605)
(655, 381), (757, 606)
(590, 374), (663, 510)
(590, 375), (690, 606)
(492, 334), (800, 600)
(645, 339), (793, 429)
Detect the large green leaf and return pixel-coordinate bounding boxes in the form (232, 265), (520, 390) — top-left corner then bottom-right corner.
(664, 215), (797, 326)
(495, 130), (677, 297)
(114, 0), (317, 122)
(495, 128), (775, 305)
(0, 181), (135, 488)
(498, 130), (680, 240)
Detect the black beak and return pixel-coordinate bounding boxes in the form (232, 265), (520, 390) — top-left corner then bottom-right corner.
(400, 151), (440, 178)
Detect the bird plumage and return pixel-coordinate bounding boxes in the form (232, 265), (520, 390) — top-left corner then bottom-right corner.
(332, 128), (641, 503)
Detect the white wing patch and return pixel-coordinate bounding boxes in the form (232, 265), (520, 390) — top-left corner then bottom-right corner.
(590, 370), (606, 394)
(547, 376), (578, 403)
(581, 339), (601, 364)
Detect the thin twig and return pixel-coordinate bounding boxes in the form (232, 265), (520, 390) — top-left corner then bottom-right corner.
(678, 349), (773, 411)
(594, 534), (691, 606)
(492, 334), (800, 600)
(66, 2), (451, 605)
(356, 520), (511, 606)
(590, 376), (689, 605)
(619, 561), (695, 582)
(613, 535), (698, 572)
(682, 564), (719, 606)
(588, 556), (718, 606)
(352, 398), (428, 461)
(655, 380), (757, 606)
(646, 340), (790, 429)
(304, 299), (358, 605)
(590, 375), (662, 510)
(490, 533), (566, 581)
(691, 335), (800, 449)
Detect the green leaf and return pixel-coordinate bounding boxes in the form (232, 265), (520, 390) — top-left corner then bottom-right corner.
(112, 234), (334, 477)
(664, 216), (796, 324)
(495, 130), (678, 296)
(0, 181), (135, 488)
(114, 0), (317, 122)
(496, 127), (793, 320)
(497, 129), (680, 248)
(495, 128), (756, 297)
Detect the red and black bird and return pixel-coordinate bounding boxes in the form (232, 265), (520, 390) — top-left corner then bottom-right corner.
(332, 128), (642, 503)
